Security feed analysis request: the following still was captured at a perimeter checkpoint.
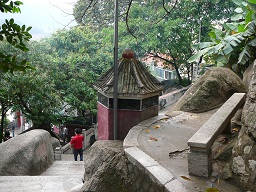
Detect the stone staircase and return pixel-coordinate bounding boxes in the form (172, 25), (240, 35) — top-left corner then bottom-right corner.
(0, 159), (84, 192)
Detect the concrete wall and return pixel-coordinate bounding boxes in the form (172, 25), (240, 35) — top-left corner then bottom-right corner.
(159, 86), (189, 109)
(125, 147), (173, 191)
(123, 116), (189, 192)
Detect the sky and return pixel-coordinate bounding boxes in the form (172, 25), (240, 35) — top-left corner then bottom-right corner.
(3, 0), (78, 39)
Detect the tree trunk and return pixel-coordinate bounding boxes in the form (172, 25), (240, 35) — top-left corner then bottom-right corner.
(173, 64), (183, 85)
(0, 107), (5, 143)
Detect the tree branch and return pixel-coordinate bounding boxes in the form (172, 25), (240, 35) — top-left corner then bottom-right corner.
(153, 0), (178, 25)
(125, 0), (138, 39)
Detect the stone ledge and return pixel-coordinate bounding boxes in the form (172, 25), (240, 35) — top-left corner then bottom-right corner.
(62, 142), (71, 153)
(164, 179), (189, 192)
(124, 145), (186, 191)
(146, 165), (174, 186)
(188, 93), (246, 149)
(187, 93), (246, 177)
(138, 115), (169, 127)
(123, 126), (143, 149)
(124, 147), (159, 171)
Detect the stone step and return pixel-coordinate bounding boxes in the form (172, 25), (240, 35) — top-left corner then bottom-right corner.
(41, 161), (84, 176)
(0, 175), (83, 192)
(0, 161), (84, 192)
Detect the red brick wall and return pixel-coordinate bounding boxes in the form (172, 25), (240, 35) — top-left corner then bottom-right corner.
(97, 103), (158, 140)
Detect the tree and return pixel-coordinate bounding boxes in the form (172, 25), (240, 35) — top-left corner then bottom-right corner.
(0, 0), (32, 72)
(188, 0), (256, 77)
(126, 0), (235, 85)
(0, 39), (64, 135)
(45, 26), (113, 117)
(9, 70), (63, 130)
(3, 26), (114, 132)
(73, 0), (236, 85)
(73, 0), (128, 29)
(0, 0), (33, 141)
(0, 72), (14, 142)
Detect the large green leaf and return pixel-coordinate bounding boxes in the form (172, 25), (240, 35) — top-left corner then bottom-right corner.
(245, 10), (254, 24)
(223, 44), (234, 55)
(188, 46), (216, 62)
(226, 23), (239, 31)
(248, 0), (256, 4)
(233, 0), (245, 6)
(231, 13), (243, 21)
(237, 24), (246, 32)
(248, 37), (256, 47)
(192, 42), (214, 50)
(238, 45), (251, 64)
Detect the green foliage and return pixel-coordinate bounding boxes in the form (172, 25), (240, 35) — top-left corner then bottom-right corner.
(74, 0), (236, 85)
(0, 0), (33, 141)
(0, 0), (32, 73)
(0, 71), (15, 142)
(0, 0), (23, 13)
(188, 0), (256, 76)
(122, 0), (235, 84)
(45, 26), (113, 116)
(2, 26), (114, 129)
(5, 68), (63, 129)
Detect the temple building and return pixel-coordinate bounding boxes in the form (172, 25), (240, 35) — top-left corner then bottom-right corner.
(93, 49), (163, 140)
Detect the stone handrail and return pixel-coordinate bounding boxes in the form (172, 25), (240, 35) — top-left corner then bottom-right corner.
(187, 93), (246, 178)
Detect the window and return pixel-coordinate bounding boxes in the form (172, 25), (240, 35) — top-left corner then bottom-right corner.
(142, 96), (159, 110)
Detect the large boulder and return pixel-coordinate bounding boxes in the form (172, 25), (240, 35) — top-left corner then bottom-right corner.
(243, 62), (254, 86)
(82, 141), (132, 192)
(0, 129), (55, 176)
(169, 67), (248, 113)
(231, 60), (256, 191)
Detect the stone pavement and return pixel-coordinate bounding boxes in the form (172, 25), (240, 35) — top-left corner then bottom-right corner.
(124, 104), (243, 192)
(1, 105), (244, 192)
(1, 128), (86, 192)
(0, 160), (84, 192)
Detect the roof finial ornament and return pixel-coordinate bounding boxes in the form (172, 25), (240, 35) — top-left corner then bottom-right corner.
(122, 48), (135, 59)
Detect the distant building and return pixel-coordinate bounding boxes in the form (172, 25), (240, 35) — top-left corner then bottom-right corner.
(142, 54), (177, 81)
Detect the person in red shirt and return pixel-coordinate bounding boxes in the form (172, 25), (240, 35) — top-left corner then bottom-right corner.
(70, 128), (84, 161)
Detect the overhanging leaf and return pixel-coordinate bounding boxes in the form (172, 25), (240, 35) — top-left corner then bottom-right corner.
(245, 10), (254, 24)
(188, 46), (215, 63)
(231, 13), (243, 21)
(198, 42), (214, 49)
(232, 0), (244, 6)
(238, 45), (251, 65)
(237, 24), (246, 32)
(226, 23), (239, 31)
(248, 0), (256, 4)
(222, 44), (234, 55)
(234, 7), (243, 13)
(248, 38), (256, 47)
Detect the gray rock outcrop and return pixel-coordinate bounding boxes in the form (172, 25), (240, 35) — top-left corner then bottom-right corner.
(0, 129), (55, 176)
(243, 62), (254, 86)
(169, 67), (248, 113)
(231, 61), (256, 191)
(81, 140), (132, 192)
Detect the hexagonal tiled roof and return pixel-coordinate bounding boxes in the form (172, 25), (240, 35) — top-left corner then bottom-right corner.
(93, 49), (163, 99)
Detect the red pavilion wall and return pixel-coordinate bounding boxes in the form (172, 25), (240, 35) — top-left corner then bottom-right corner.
(97, 102), (158, 140)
